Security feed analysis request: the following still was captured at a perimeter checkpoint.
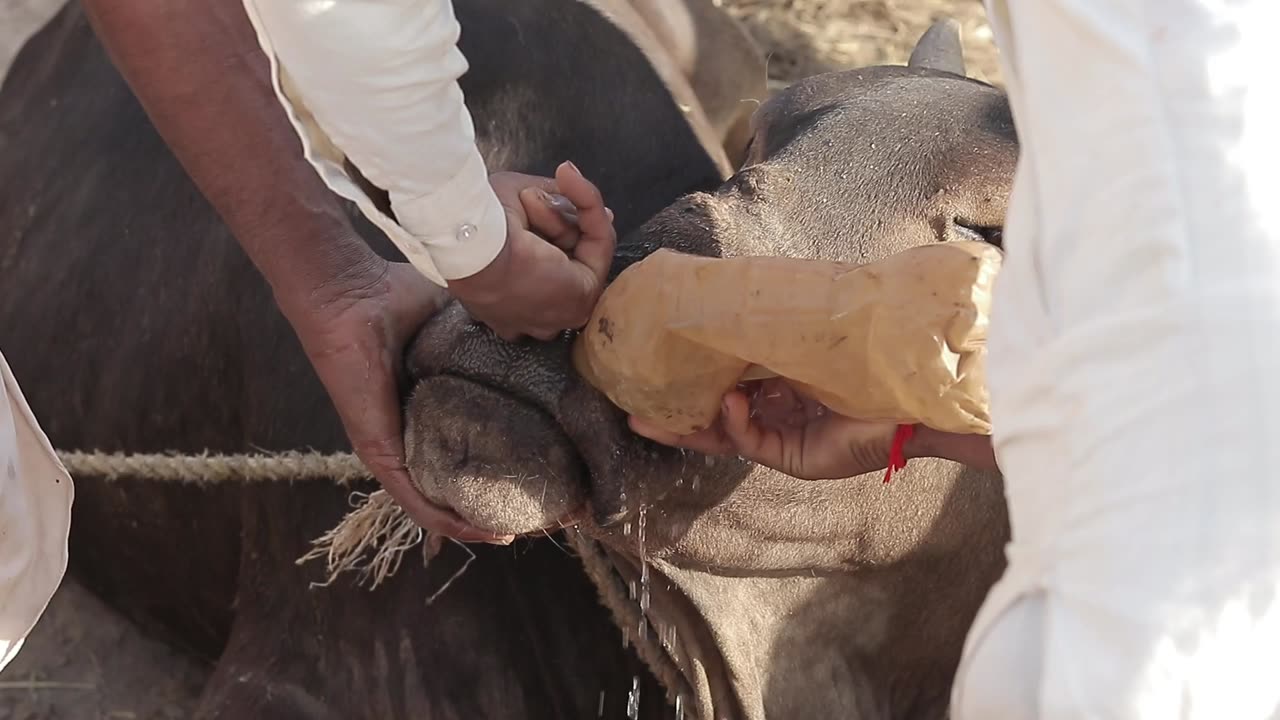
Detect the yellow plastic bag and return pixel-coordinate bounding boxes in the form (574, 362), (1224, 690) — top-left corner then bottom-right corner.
(572, 241), (1001, 436)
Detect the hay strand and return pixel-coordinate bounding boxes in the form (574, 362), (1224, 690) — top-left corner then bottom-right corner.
(296, 490), (432, 589)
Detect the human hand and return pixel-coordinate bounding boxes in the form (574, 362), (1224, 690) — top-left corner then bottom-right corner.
(80, 0), (521, 543)
(286, 257), (516, 544)
(628, 379), (999, 479)
(448, 161), (617, 341)
(628, 379), (901, 480)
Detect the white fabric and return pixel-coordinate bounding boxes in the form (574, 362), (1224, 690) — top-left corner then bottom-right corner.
(241, 0), (507, 284)
(955, 1), (1280, 718)
(0, 0), (62, 81)
(0, 350), (73, 674)
(0, 0), (75, 676)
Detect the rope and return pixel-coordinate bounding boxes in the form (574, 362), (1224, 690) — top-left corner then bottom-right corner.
(55, 449), (372, 486)
(52, 448), (693, 714)
(568, 530), (695, 719)
(53, 449), (425, 589)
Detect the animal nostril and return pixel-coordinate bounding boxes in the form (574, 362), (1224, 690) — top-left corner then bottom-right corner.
(433, 429), (471, 472)
(452, 435), (471, 472)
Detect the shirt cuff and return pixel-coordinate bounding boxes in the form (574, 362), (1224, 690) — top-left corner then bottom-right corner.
(390, 150), (508, 281)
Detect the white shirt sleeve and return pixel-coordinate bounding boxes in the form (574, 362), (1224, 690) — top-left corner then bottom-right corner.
(954, 0), (1280, 718)
(0, 350), (72, 674)
(241, 0), (507, 285)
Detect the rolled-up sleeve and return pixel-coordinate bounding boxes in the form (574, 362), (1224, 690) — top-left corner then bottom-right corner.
(242, 0), (506, 284)
(955, 0), (1280, 718)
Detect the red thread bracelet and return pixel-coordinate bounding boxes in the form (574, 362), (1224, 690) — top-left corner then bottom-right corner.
(883, 424), (916, 484)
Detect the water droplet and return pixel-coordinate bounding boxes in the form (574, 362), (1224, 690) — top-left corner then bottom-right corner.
(598, 690), (606, 718)
(637, 507), (651, 615)
(627, 676), (641, 719)
(455, 223), (477, 242)
(675, 693), (685, 720)
(691, 475), (701, 492)
(664, 623), (678, 652)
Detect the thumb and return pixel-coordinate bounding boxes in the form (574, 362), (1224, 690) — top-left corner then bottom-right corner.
(555, 161), (616, 285)
(720, 391), (769, 458)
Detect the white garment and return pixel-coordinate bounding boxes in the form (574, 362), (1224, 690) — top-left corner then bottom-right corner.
(0, 0), (76, 676)
(0, 0), (62, 81)
(955, 1), (1280, 718)
(0, 351), (73, 674)
(240, 0), (507, 285)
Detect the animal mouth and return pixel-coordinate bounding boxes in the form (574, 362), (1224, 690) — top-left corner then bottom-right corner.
(404, 369), (593, 537)
(402, 279), (690, 536)
(448, 367), (597, 532)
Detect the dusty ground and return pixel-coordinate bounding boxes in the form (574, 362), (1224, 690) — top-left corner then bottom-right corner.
(0, 579), (209, 720)
(719, 0), (1001, 85)
(0, 0), (1001, 717)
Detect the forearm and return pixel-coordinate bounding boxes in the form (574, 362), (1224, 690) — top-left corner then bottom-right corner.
(80, 0), (377, 318)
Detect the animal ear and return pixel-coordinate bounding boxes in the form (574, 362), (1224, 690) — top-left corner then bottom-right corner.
(907, 18), (966, 77)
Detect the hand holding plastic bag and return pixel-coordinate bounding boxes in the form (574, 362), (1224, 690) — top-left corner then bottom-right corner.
(573, 241), (1002, 437)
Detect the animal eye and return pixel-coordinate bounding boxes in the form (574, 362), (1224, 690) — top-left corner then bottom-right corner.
(953, 219), (1003, 248)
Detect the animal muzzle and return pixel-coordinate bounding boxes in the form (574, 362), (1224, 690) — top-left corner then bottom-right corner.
(403, 373), (587, 536)
(402, 302), (678, 535)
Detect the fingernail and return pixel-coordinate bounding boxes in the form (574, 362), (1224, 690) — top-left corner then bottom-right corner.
(563, 160), (582, 176)
(545, 192), (575, 212)
(605, 207), (615, 221)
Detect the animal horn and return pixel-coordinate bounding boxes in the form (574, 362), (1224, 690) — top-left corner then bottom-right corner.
(908, 18), (966, 77)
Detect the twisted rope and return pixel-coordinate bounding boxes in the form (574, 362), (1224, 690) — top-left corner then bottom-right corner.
(568, 530), (694, 719)
(55, 449), (372, 486)
(54, 449), (394, 586)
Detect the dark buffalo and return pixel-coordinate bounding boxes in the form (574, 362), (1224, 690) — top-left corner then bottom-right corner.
(0, 0), (1015, 717)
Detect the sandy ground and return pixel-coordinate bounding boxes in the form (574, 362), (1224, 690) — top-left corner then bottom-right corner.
(719, 0), (1002, 85)
(0, 1), (1001, 717)
(0, 579), (209, 720)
